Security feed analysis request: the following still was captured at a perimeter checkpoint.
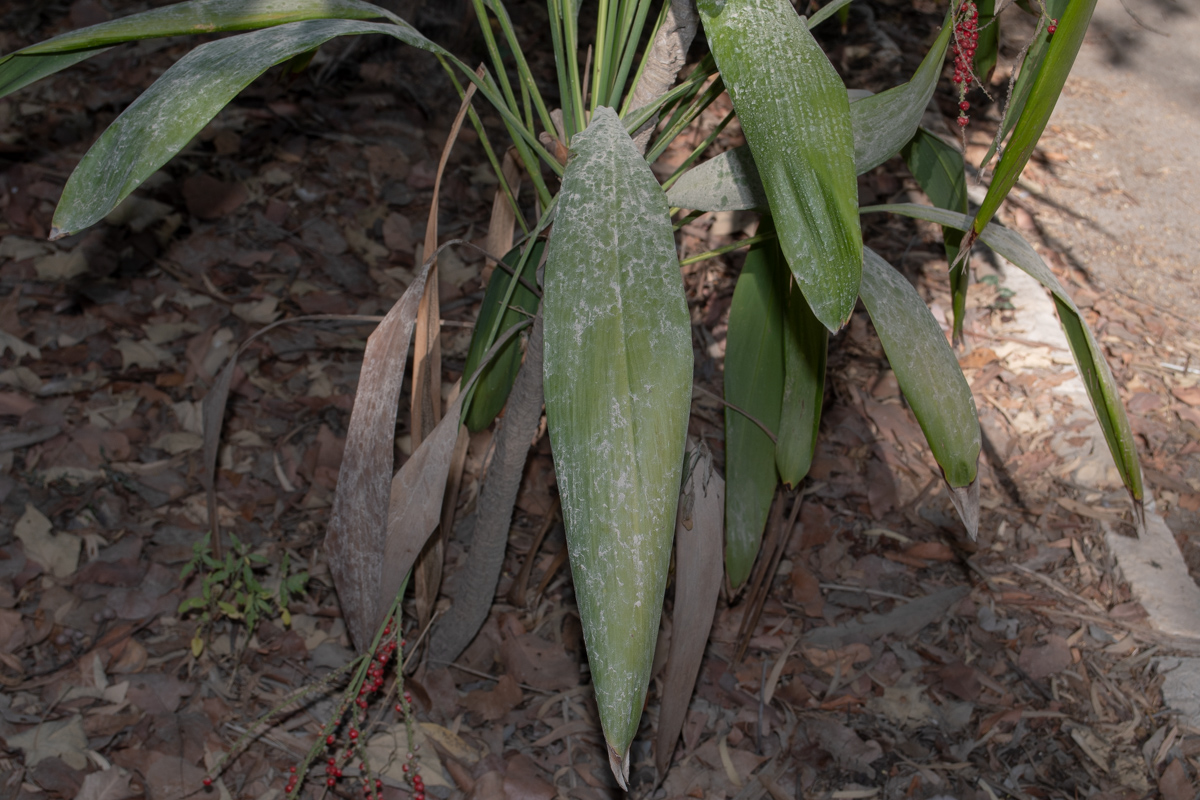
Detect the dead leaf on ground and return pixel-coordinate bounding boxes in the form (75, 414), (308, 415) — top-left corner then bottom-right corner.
(76, 768), (138, 800)
(7, 714), (89, 769)
(498, 633), (579, 692)
(183, 172), (247, 219)
(1018, 634), (1072, 680)
(14, 503), (80, 578)
(461, 674), (523, 721)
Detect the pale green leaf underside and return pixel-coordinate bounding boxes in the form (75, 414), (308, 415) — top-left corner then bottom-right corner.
(859, 247), (980, 489)
(0, 0), (398, 100)
(51, 17), (437, 237)
(699, 0), (862, 332)
(542, 108), (692, 762)
(863, 203), (1142, 503)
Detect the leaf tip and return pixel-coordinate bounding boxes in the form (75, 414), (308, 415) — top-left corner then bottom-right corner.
(47, 226), (68, 241)
(607, 741), (630, 791)
(947, 477), (980, 540)
(1131, 496), (1146, 538)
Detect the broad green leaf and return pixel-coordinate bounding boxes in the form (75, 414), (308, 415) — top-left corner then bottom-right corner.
(0, 0), (399, 100)
(863, 203), (1144, 514)
(461, 240), (544, 431)
(776, 271), (826, 488)
(666, 18), (950, 212)
(981, 0), (1071, 167)
(902, 128), (969, 342)
(859, 247), (980, 536)
(698, 0), (862, 332)
(51, 18), (438, 238)
(723, 235), (784, 589)
(973, 0), (1097, 235)
(542, 107), (691, 788)
(850, 14), (951, 175)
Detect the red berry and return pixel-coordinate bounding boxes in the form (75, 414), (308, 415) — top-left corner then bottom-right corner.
(376, 781), (383, 790)
(959, 101), (970, 111)
(290, 767), (297, 773)
(327, 735), (336, 745)
(203, 778), (213, 787)
(402, 764), (409, 774)
(349, 729), (359, 740)
(415, 793), (425, 800)
(328, 778), (337, 787)
(1048, 20), (1057, 33)
(957, 115), (970, 128)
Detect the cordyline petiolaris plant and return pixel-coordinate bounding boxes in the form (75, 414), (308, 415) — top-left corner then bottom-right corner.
(2, 0), (1142, 788)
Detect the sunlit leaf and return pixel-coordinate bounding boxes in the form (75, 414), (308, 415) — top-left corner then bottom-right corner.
(973, 0), (1097, 235)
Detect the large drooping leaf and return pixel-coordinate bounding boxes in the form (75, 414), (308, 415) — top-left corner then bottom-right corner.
(776, 274), (827, 488)
(461, 240), (544, 431)
(850, 14), (951, 174)
(981, 0), (1071, 167)
(973, 0), (1098, 235)
(859, 248), (981, 536)
(0, 0), (399, 99)
(667, 16), (949, 213)
(542, 107), (692, 789)
(723, 235), (785, 588)
(698, 0), (862, 331)
(902, 128), (969, 342)
(863, 203), (1143, 518)
(50, 18), (439, 238)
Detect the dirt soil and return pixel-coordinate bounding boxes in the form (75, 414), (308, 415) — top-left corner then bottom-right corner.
(0, 2), (1198, 800)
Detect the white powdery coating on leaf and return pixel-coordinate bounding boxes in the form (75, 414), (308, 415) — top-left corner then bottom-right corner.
(55, 18), (436, 234)
(859, 248), (980, 486)
(543, 108), (691, 756)
(699, 0), (861, 329)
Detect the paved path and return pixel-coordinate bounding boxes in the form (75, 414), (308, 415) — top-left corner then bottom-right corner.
(1029, 0), (1200, 319)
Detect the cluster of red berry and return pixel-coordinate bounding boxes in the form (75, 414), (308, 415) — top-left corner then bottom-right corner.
(951, 0), (980, 128)
(1047, 18), (1058, 34)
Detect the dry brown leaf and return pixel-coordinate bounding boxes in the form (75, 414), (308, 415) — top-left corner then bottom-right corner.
(411, 68), (481, 632)
(76, 768), (138, 800)
(430, 313), (544, 664)
(657, 439), (724, 777)
(1017, 634), (1072, 680)
(482, 148), (522, 283)
(461, 674), (523, 721)
(14, 503), (79, 578)
(376, 320), (531, 636)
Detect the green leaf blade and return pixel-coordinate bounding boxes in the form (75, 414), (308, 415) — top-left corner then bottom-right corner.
(0, 0), (400, 100)
(542, 107), (692, 784)
(723, 236), (785, 589)
(973, 0), (1098, 234)
(461, 241), (544, 432)
(51, 18), (439, 238)
(776, 274), (827, 488)
(858, 247), (980, 534)
(862, 203), (1143, 509)
(699, 0), (862, 332)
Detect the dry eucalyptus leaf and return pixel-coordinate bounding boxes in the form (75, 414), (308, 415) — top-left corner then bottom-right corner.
(7, 714), (89, 769)
(14, 503), (80, 578)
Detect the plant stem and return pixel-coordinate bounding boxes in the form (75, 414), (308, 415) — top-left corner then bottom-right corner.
(679, 231), (776, 266)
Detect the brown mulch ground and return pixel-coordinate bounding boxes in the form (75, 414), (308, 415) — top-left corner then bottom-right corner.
(1, 2), (1199, 800)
